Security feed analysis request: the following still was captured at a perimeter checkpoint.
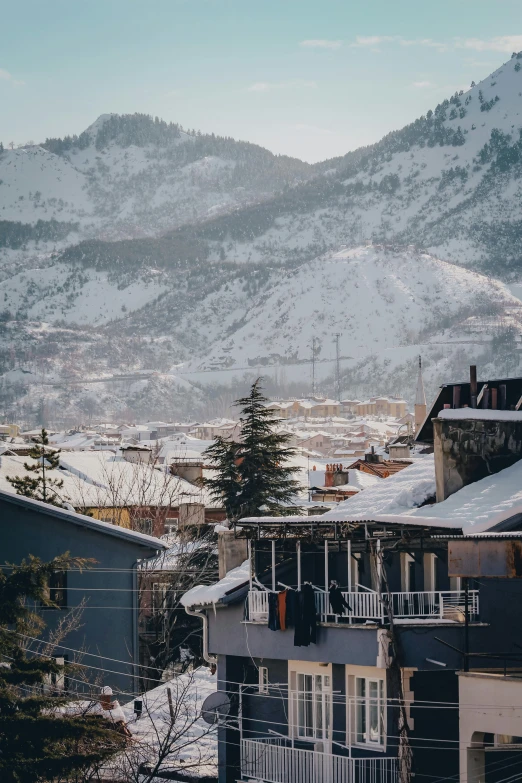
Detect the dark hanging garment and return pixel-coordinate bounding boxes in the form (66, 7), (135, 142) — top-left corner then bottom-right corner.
(277, 590), (287, 631)
(268, 592), (280, 631)
(302, 583), (318, 644)
(294, 585), (317, 646)
(293, 590), (305, 646)
(286, 590), (296, 628)
(329, 585), (352, 615)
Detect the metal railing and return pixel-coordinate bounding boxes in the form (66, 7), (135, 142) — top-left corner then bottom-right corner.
(390, 590), (479, 621)
(247, 589), (479, 624)
(241, 737), (398, 783)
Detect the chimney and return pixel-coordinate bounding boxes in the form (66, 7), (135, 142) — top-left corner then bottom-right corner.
(218, 530), (248, 579)
(433, 386), (522, 502)
(170, 460), (203, 485)
(178, 502), (205, 529)
(414, 355), (427, 432)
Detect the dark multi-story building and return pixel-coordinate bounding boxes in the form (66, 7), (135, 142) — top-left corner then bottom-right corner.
(183, 370), (522, 783)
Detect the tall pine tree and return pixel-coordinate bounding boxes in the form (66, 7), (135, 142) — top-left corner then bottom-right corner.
(7, 428), (66, 507)
(202, 379), (302, 521)
(0, 555), (127, 782)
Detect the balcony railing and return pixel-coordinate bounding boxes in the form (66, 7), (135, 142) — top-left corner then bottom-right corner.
(241, 737), (398, 783)
(247, 588), (479, 624)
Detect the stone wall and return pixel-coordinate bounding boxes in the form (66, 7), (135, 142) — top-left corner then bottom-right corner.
(433, 416), (522, 501)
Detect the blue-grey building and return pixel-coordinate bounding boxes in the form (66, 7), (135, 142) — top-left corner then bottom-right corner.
(0, 489), (167, 699)
(183, 384), (522, 783)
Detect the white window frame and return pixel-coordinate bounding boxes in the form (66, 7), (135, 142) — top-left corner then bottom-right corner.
(258, 666), (269, 694)
(346, 665), (386, 751)
(289, 661), (333, 743)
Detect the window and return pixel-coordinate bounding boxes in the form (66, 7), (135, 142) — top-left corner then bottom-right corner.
(292, 672), (332, 740)
(42, 571), (67, 608)
(347, 666), (386, 749)
(164, 519), (178, 535)
(136, 518), (153, 535)
(355, 677), (384, 746)
(43, 656), (65, 694)
(259, 666), (269, 694)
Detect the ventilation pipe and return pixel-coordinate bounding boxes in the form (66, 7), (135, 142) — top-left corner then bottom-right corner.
(184, 606), (217, 665)
(470, 365), (478, 408)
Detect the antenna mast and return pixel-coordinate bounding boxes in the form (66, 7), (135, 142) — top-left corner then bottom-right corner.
(334, 333), (341, 402)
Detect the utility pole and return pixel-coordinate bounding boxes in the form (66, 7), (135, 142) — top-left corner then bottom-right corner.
(334, 333), (341, 402)
(311, 337), (317, 397)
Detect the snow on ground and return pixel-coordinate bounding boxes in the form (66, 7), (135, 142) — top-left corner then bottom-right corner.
(120, 666), (218, 780)
(0, 262), (167, 326)
(183, 246), (521, 376)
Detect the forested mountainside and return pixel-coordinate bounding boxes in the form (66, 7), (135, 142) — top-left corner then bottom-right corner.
(0, 112), (312, 252)
(2, 54), (522, 424)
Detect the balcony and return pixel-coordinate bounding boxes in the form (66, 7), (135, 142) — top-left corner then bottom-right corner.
(241, 737), (398, 783)
(247, 588), (479, 625)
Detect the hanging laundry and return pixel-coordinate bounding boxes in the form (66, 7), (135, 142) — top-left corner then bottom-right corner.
(277, 589), (287, 631)
(268, 592), (280, 631)
(294, 584), (318, 646)
(286, 589), (297, 628)
(329, 582), (352, 615)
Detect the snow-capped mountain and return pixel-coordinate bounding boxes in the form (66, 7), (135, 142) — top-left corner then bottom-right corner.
(186, 246), (521, 372)
(0, 113), (312, 250)
(3, 54), (522, 423)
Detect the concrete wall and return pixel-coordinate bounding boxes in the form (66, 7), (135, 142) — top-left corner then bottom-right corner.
(217, 531), (248, 579)
(459, 673), (522, 783)
(0, 497), (159, 698)
(208, 602), (383, 666)
(433, 416), (522, 501)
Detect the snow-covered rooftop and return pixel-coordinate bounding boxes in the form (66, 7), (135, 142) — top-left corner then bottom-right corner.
(181, 559), (249, 608)
(379, 458), (522, 533)
(321, 456), (435, 520)
(438, 409), (522, 422)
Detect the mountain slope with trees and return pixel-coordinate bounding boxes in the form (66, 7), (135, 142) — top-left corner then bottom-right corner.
(3, 55), (522, 421)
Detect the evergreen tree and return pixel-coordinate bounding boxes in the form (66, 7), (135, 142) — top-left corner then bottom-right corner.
(7, 428), (66, 506)
(202, 379), (302, 521)
(0, 555), (127, 782)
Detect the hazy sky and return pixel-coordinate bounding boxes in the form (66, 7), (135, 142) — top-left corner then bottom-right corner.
(2, 0), (522, 162)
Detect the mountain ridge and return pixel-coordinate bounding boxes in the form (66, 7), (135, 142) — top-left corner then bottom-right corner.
(2, 53), (522, 422)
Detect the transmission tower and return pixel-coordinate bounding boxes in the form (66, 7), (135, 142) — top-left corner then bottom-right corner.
(334, 333), (341, 402)
(311, 337), (317, 397)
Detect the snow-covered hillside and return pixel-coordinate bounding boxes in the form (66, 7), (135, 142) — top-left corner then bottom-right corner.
(176, 53), (522, 275)
(186, 246), (520, 372)
(0, 113), (312, 244)
(3, 55), (522, 423)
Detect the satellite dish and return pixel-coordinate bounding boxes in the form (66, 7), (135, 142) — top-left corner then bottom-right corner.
(201, 691), (231, 725)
